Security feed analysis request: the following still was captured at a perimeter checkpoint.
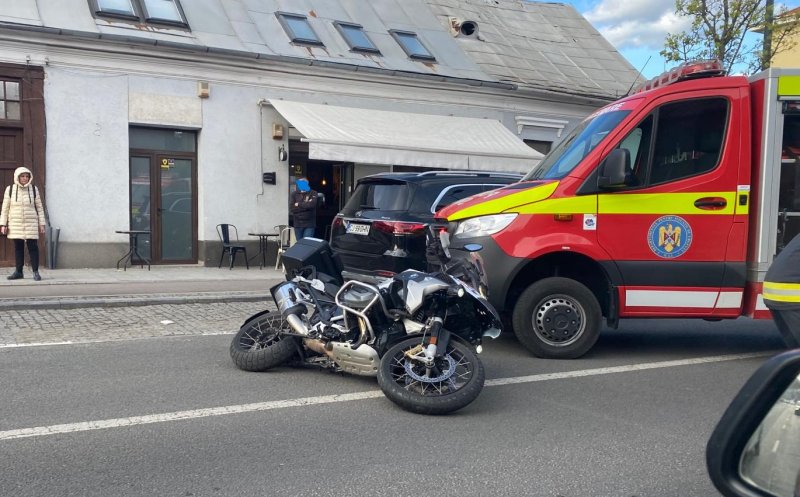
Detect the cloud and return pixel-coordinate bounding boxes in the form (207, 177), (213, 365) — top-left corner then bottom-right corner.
(582, 0), (693, 50)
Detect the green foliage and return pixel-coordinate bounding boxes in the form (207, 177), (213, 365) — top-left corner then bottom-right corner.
(660, 0), (799, 74)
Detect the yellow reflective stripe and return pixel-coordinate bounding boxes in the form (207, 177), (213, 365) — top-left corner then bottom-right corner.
(735, 189), (749, 216)
(763, 281), (800, 291)
(516, 195), (597, 214)
(763, 281), (800, 303)
(763, 291), (800, 303)
(778, 75), (800, 96)
(446, 181), (559, 220)
(598, 192), (737, 215)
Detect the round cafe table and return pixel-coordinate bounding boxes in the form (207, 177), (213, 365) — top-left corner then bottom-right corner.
(248, 232), (280, 269)
(115, 230), (151, 271)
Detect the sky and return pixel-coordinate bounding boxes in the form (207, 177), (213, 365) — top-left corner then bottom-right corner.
(562, 0), (800, 80)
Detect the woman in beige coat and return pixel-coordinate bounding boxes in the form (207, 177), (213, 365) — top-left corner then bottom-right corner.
(0, 166), (46, 280)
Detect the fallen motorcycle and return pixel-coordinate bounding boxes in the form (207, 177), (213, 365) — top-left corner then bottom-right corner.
(229, 229), (501, 415)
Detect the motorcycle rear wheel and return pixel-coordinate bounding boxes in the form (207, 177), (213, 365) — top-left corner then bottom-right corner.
(229, 312), (299, 372)
(377, 336), (485, 415)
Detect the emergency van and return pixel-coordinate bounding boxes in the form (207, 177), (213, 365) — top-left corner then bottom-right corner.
(438, 61), (800, 359)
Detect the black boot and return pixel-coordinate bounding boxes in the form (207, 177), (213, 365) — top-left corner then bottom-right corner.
(33, 271), (41, 281)
(7, 270), (23, 280)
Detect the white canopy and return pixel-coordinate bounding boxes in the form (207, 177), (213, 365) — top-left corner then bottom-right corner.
(270, 100), (542, 172)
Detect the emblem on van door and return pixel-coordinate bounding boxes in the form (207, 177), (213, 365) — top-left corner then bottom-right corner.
(648, 215), (692, 259)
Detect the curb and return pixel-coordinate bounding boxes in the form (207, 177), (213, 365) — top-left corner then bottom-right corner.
(0, 292), (269, 310)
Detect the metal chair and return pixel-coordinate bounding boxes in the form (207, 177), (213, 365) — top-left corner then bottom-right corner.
(216, 224), (249, 270)
(275, 225), (296, 270)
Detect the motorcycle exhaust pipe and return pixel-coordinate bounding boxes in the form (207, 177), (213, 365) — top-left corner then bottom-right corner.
(271, 281), (306, 317)
(271, 281), (311, 337)
(285, 313), (310, 337)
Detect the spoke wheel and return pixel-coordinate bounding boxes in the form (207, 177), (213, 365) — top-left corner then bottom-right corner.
(230, 312), (298, 372)
(377, 336), (484, 415)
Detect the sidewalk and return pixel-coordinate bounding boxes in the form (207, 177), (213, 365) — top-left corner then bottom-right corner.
(0, 265), (285, 310)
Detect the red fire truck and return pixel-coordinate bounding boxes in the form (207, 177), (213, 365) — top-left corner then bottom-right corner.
(438, 61), (800, 359)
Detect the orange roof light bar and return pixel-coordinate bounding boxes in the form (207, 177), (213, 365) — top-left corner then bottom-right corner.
(635, 60), (726, 94)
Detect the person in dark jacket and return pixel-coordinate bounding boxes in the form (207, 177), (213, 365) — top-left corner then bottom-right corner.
(290, 177), (317, 240)
(763, 233), (800, 348)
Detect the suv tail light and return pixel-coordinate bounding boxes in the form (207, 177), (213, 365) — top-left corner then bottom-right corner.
(372, 221), (427, 234)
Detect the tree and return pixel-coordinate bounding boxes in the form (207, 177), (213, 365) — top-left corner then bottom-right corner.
(660, 0), (800, 73)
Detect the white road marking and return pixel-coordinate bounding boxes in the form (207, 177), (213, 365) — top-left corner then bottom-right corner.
(0, 352), (770, 441)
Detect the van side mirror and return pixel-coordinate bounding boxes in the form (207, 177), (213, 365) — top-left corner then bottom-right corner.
(597, 149), (630, 189)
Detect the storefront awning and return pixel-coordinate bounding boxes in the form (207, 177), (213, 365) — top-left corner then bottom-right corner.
(270, 100), (542, 172)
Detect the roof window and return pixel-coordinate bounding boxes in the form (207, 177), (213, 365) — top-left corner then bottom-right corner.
(277, 12), (323, 46)
(334, 22), (380, 54)
(389, 30), (435, 61)
(91, 0), (188, 27)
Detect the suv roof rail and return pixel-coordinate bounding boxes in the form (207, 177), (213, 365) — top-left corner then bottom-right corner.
(414, 170), (523, 178)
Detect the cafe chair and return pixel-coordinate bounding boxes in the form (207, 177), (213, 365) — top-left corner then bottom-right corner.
(216, 223), (249, 270)
(275, 225), (296, 270)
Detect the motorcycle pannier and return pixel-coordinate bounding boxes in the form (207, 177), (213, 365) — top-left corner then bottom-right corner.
(281, 238), (343, 283)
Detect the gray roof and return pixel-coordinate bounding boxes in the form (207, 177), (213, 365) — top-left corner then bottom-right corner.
(0, 0), (639, 100)
(422, 0), (640, 99)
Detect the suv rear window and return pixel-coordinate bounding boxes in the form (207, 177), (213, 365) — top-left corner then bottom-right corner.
(340, 181), (412, 215)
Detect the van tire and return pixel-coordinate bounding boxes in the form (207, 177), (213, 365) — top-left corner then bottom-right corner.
(512, 277), (601, 359)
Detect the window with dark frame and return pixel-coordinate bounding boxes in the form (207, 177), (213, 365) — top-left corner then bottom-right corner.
(389, 30), (435, 61)
(91, 0), (188, 27)
(0, 80), (21, 121)
(524, 140), (552, 155)
(612, 97), (729, 187)
(277, 12), (323, 46)
(334, 22), (380, 53)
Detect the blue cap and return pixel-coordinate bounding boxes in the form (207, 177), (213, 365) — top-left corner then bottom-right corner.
(296, 179), (310, 192)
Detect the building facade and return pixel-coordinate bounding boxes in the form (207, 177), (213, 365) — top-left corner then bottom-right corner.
(0, 0), (638, 268)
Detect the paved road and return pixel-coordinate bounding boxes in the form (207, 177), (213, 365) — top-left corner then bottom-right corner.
(0, 306), (789, 496)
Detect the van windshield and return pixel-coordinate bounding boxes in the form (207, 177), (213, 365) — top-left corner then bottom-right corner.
(523, 109), (632, 181)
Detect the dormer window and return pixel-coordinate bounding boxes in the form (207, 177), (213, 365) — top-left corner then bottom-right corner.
(334, 22), (380, 54)
(91, 0), (188, 27)
(390, 30), (435, 61)
(277, 13), (323, 46)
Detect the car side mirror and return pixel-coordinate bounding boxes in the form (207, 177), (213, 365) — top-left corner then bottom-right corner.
(597, 148), (630, 189)
(707, 350), (800, 497)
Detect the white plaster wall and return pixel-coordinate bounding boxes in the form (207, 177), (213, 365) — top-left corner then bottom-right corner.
(44, 66), (130, 243)
(198, 84), (288, 241)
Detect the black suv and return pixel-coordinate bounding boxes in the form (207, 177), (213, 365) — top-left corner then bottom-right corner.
(330, 171), (521, 277)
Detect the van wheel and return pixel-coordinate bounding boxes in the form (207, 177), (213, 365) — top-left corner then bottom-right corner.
(512, 277), (601, 359)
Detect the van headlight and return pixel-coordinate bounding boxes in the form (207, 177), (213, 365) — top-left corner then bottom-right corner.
(454, 213), (517, 238)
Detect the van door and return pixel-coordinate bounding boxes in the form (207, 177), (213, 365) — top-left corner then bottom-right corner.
(595, 91), (745, 317)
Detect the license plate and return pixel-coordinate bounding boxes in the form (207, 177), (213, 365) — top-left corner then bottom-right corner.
(346, 223), (370, 235)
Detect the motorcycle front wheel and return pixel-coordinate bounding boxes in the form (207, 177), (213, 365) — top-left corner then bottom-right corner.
(377, 336), (485, 415)
(229, 312), (299, 372)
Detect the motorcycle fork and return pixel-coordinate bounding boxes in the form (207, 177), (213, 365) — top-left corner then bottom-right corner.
(421, 298), (451, 366)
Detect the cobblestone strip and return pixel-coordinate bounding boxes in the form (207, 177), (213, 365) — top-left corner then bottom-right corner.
(0, 291), (268, 311)
(0, 301), (277, 346)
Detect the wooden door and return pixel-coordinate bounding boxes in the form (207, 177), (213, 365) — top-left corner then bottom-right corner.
(0, 127), (23, 266)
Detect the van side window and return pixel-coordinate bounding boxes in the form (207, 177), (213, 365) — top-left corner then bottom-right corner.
(614, 116), (653, 188)
(649, 98), (728, 184)
(612, 98), (728, 188)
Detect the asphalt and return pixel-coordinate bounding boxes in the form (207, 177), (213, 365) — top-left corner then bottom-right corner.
(0, 264), (286, 310)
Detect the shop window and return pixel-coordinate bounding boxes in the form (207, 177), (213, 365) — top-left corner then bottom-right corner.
(0, 80), (20, 121)
(91, 0), (188, 27)
(277, 13), (323, 46)
(389, 30), (435, 61)
(334, 22), (379, 54)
